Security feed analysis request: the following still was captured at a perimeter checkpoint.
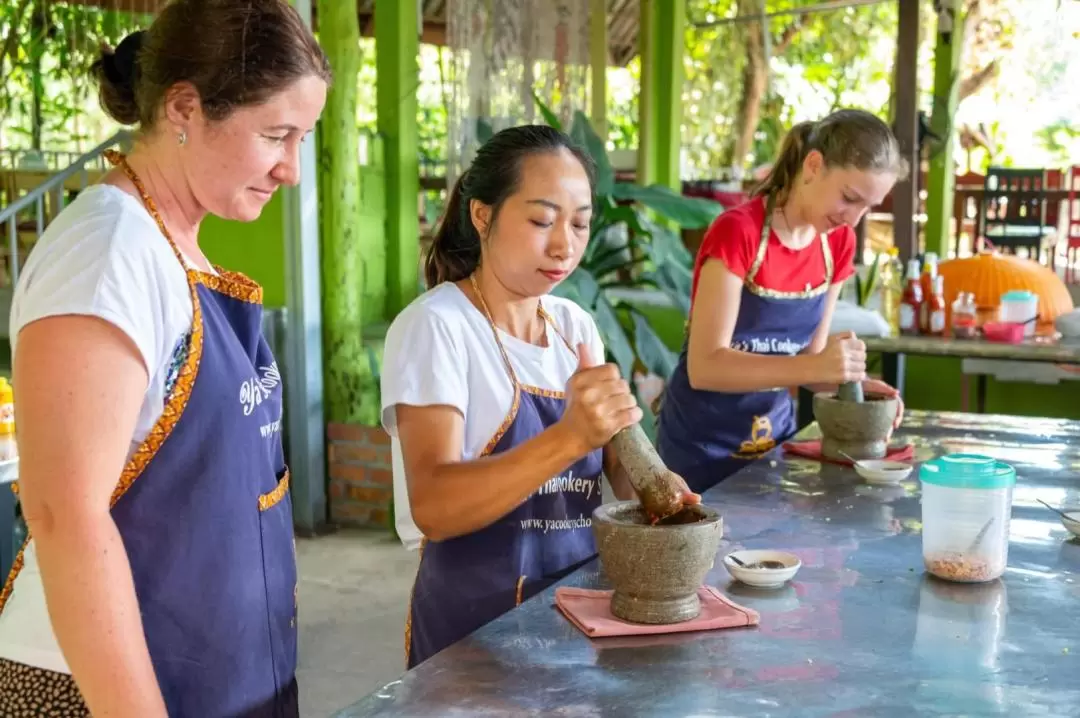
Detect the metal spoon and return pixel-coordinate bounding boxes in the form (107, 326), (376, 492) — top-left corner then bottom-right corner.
(1037, 498), (1078, 522)
(968, 517), (995, 552)
(729, 555), (787, 570)
(838, 450), (865, 467)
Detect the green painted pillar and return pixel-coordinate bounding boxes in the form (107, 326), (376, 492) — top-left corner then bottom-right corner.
(376, 0), (421, 315)
(637, 0), (685, 191)
(316, 0), (366, 425)
(924, 5), (965, 259)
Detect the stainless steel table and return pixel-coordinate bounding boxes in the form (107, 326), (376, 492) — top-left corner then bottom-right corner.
(334, 411), (1080, 717)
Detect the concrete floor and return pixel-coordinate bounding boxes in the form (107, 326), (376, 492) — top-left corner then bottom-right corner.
(296, 529), (418, 718)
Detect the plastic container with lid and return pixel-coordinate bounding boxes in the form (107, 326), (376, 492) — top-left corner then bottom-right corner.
(998, 290), (1038, 336)
(920, 454), (1015, 583)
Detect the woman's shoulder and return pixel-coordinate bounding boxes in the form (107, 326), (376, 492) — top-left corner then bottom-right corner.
(384, 282), (476, 354)
(709, 195), (766, 234)
(21, 184), (180, 277)
(389, 282), (471, 328)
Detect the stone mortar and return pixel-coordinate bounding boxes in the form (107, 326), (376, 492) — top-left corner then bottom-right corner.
(592, 501), (724, 624)
(812, 391), (899, 461)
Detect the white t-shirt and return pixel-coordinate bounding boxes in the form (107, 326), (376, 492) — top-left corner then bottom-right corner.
(0, 183), (201, 672)
(380, 282), (605, 551)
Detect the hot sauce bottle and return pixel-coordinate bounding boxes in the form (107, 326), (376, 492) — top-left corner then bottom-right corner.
(918, 253), (939, 333)
(925, 275), (946, 337)
(899, 258), (923, 336)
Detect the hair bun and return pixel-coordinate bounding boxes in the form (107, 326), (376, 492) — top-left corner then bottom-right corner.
(107, 30), (145, 86)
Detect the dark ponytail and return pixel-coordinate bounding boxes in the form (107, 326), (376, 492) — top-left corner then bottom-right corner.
(424, 124), (596, 288)
(754, 109), (909, 204)
(424, 170), (482, 287)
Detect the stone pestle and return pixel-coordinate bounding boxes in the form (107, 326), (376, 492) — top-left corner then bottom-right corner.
(608, 423), (687, 521)
(837, 380), (864, 403)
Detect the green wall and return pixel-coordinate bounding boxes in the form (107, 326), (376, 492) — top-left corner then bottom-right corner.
(624, 294), (1080, 420)
(201, 193), (288, 308)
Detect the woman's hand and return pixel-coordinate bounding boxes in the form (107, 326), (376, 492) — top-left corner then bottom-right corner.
(815, 330), (866, 385)
(665, 470), (702, 506)
(862, 378), (905, 429)
(558, 344), (642, 454)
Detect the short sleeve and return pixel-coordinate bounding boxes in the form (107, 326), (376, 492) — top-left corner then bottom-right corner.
(10, 204), (176, 384)
(380, 307), (469, 436)
(696, 210), (757, 279)
(830, 226), (858, 285)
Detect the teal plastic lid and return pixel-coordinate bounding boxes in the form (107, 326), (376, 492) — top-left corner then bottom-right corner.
(1001, 290), (1035, 302)
(920, 453), (1016, 490)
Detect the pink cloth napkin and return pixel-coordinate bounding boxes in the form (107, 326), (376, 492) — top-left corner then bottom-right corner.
(554, 586), (759, 638)
(783, 440), (914, 465)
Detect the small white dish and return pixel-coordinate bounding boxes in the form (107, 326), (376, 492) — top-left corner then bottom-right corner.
(723, 550), (801, 589)
(853, 459), (913, 485)
(1062, 511), (1080, 539)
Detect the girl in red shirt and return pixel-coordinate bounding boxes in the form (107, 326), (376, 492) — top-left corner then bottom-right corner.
(657, 109), (907, 494)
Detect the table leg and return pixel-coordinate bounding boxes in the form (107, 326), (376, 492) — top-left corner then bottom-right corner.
(882, 352), (906, 397)
(0, 487), (12, 582)
(797, 387), (814, 428)
(976, 375), (988, 414)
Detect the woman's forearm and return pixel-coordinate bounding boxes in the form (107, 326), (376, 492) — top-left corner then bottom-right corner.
(410, 422), (590, 541)
(687, 348), (822, 393)
(32, 511), (167, 717)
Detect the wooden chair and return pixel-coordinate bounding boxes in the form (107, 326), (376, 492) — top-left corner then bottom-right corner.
(1065, 166), (1080, 282)
(979, 167), (1053, 263)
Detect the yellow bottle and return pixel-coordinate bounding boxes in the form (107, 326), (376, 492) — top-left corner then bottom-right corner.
(0, 377), (16, 460)
(0, 377), (14, 435)
(879, 247), (904, 337)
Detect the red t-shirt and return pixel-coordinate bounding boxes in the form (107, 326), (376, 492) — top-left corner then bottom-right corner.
(690, 195), (856, 306)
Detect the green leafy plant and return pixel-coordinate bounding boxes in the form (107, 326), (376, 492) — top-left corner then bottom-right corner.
(531, 97), (723, 437)
(853, 252), (883, 307)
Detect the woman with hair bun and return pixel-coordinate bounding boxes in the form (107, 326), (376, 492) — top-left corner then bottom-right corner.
(657, 109), (908, 495)
(0, 1), (329, 715)
(380, 125), (698, 669)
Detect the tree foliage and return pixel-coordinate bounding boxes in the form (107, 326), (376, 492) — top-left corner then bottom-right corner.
(0, 0), (148, 152)
(1, 0), (1069, 180)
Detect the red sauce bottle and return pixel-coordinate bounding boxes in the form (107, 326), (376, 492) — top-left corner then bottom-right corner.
(899, 258), (923, 336)
(925, 275), (946, 337)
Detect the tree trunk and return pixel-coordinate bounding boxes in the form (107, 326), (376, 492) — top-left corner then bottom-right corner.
(317, 0), (366, 425)
(724, 0), (767, 174)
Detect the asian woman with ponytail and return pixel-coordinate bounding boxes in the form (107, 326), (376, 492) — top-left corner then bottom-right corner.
(656, 109), (908, 495)
(380, 125), (698, 669)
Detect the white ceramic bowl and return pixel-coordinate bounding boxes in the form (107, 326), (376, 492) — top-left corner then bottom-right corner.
(1062, 511), (1080, 539)
(853, 459), (913, 485)
(723, 550), (801, 589)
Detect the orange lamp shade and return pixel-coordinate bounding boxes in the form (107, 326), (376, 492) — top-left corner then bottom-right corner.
(937, 253), (1074, 329)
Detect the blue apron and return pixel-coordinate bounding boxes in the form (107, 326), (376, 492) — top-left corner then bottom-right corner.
(656, 194), (833, 495)
(405, 278), (604, 669)
(0, 151), (298, 717)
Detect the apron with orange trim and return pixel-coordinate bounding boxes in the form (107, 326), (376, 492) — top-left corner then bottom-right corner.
(0, 151), (298, 717)
(405, 278), (603, 669)
(656, 194), (832, 496)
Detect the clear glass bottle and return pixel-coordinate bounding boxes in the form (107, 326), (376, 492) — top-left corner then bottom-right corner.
(879, 247), (904, 336)
(952, 292), (977, 339)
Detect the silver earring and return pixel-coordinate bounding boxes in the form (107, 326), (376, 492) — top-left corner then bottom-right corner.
(178, 131), (187, 146)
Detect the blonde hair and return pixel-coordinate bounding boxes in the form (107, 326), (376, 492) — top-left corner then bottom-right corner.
(754, 109), (909, 204)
